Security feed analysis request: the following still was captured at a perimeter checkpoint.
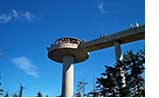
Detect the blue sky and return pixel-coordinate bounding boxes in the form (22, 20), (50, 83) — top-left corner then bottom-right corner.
(0, 0), (145, 97)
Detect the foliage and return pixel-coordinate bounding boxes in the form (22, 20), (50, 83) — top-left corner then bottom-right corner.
(74, 80), (87, 97)
(12, 93), (18, 97)
(1, 50), (145, 97)
(96, 50), (145, 97)
(0, 75), (4, 96)
(46, 95), (49, 97)
(36, 91), (43, 97)
(4, 92), (9, 97)
(87, 85), (99, 97)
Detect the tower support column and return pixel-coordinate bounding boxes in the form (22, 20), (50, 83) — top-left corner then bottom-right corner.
(62, 55), (74, 97)
(114, 40), (126, 89)
(114, 40), (122, 61)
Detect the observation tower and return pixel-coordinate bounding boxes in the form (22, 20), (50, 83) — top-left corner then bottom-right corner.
(47, 37), (89, 97)
(47, 25), (145, 97)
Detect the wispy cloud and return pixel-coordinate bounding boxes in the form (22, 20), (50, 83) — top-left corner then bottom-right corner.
(12, 9), (19, 18)
(0, 9), (35, 24)
(12, 56), (39, 78)
(0, 14), (12, 24)
(97, 0), (108, 14)
(22, 11), (34, 22)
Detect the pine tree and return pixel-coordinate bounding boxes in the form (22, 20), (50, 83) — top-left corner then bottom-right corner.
(4, 91), (9, 97)
(96, 50), (145, 97)
(36, 91), (43, 97)
(74, 80), (87, 97)
(0, 75), (4, 96)
(87, 79), (99, 97)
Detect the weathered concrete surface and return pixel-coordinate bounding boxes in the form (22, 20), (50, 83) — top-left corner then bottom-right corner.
(62, 55), (74, 97)
(79, 25), (145, 52)
(48, 38), (89, 97)
(47, 25), (145, 97)
(48, 43), (89, 63)
(114, 41), (122, 61)
(114, 41), (126, 89)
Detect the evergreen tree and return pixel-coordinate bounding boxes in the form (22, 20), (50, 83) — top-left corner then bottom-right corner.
(4, 91), (9, 97)
(36, 91), (43, 97)
(18, 83), (24, 97)
(12, 93), (18, 97)
(46, 94), (49, 97)
(0, 75), (4, 96)
(87, 80), (99, 97)
(96, 50), (145, 97)
(74, 80), (87, 97)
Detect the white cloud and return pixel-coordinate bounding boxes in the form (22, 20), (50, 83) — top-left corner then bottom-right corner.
(0, 9), (35, 24)
(22, 11), (34, 22)
(12, 9), (19, 18)
(12, 56), (39, 78)
(97, 0), (108, 14)
(0, 14), (12, 24)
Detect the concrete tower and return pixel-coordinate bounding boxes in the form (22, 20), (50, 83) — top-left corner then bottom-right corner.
(48, 37), (89, 97)
(47, 25), (145, 97)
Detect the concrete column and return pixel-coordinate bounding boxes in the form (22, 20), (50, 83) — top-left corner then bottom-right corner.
(114, 41), (126, 89)
(62, 55), (74, 97)
(114, 41), (122, 61)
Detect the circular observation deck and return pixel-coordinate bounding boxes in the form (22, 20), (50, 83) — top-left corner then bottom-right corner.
(48, 37), (89, 63)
